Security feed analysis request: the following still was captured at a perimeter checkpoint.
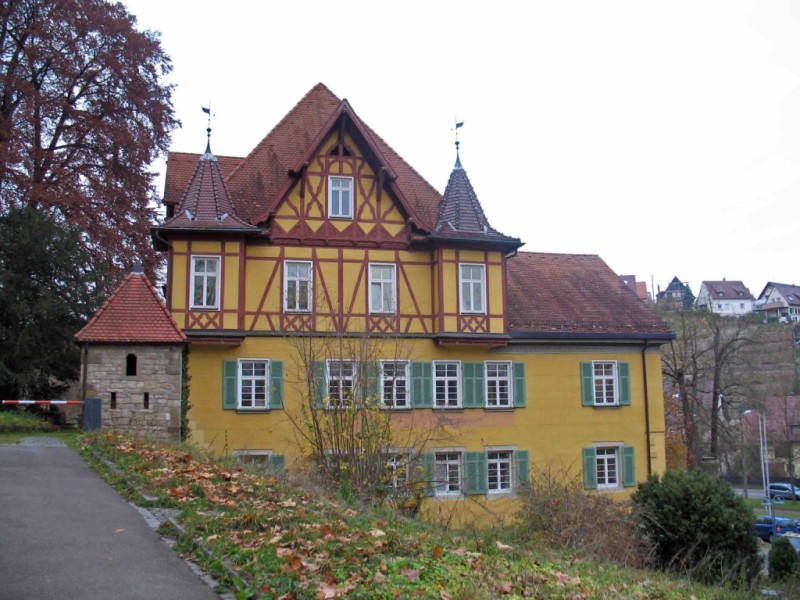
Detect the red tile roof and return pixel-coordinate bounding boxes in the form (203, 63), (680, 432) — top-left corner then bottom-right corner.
(432, 161), (520, 246)
(162, 84), (444, 232)
(75, 272), (186, 343)
(161, 150), (256, 232)
(164, 152), (243, 206)
(507, 252), (671, 336)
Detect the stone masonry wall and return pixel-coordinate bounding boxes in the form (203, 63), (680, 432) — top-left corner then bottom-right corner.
(82, 344), (182, 441)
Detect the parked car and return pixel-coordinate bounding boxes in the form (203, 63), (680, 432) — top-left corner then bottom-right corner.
(754, 515), (795, 542)
(768, 483), (800, 501)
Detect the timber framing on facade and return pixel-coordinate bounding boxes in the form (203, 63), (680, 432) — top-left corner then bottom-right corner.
(139, 83), (674, 523)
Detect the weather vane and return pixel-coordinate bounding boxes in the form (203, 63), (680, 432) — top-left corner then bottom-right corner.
(201, 103), (213, 154)
(452, 119), (464, 168)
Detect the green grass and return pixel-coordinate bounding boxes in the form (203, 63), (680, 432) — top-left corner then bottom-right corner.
(77, 431), (763, 599)
(0, 409), (58, 433)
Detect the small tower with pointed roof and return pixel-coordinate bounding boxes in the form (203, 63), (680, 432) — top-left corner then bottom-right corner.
(75, 264), (186, 441)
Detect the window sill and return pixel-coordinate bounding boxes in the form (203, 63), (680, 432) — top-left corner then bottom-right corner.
(236, 408), (273, 414)
(485, 406), (515, 411)
(381, 406), (412, 411)
(433, 406), (463, 411)
(487, 491), (516, 500)
(189, 307), (220, 312)
(283, 309), (312, 314)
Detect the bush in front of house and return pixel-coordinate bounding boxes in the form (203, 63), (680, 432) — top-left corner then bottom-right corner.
(631, 469), (761, 588)
(769, 536), (800, 582)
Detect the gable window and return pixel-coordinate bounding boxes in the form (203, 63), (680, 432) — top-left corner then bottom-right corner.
(381, 360), (409, 409)
(327, 360), (356, 408)
(284, 261), (313, 312)
(583, 445), (635, 490)
(369, 263), (396, 314)
(485, 362), (512, 408)
(434, 361), (461, 408)
(190, 256), (220, 310)
(328, 176), (354, 219)
(433, 451), (463, 497)
(459, 264), (486, 314)
(239, 360), (269, 409)
(487, 450), (513, 493)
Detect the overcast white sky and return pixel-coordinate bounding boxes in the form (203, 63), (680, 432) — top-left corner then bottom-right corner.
(123, 0), (800, 299)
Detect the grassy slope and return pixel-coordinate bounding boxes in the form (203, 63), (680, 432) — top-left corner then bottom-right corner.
(79, 432), (754, 599)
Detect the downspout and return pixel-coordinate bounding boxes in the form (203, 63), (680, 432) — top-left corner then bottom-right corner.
(641, 340), (652, 476)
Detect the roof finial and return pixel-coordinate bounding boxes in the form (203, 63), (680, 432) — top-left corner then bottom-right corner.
(453, 119), (464, 169)
(202, 103), (213, 156)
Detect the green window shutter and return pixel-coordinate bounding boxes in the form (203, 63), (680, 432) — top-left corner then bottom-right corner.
(618, 362), (631, 406)
(366, 361), (380, 404)
(312, 361), (326, 409)
(515, 449), (530, 485)
(270, 454), (286, 476)
(580, 362), (594, 406)
(269, 360), (284, 409)
(421, 452), (435, 496)
(462, 363), (485, 408)
(223, 360), (238, 410)
(582, 447), (597, 489)
(622, 446), (636, 487)
(465, 451), (487, 495)
(411, 362), (433, 408)
(513, 363), (526, 408)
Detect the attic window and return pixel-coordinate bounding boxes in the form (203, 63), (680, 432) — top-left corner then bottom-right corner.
(328, 176), (354, 219)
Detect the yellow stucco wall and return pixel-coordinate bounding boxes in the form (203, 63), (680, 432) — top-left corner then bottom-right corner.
(185, 336), (666, 523)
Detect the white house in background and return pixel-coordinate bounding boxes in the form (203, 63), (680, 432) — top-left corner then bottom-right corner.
(695, 280), (755, 316)
(754, 282), (800, 323)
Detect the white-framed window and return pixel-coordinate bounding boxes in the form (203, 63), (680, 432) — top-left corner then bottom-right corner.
(369, 263), (396, 314)
(381, 360), (409, 409)
(433, 361), (461, 408)
(592, 361), (618, 406)
(327, 359), (356, 408)
(190, 255), (220, 310)
(459, 263), (486, 314)
(595, 446), (620, 489)
(433, 450), (463, 498)
(384, 449), (410, 490)
(238, 359), (269, 409)
(485, 361), (512, 408)
(487, 450), (514, 494)
(328, 176), (354, 219)
(284, 260), (313, 312)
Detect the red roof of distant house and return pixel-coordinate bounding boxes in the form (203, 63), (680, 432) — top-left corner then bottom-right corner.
(507, 253), (671, 337)
(75, 272), (186, 344)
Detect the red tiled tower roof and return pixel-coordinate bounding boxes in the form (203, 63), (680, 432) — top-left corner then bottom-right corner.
(160, 144), (256, 232)
(75, 271), (186, 344)
(507, 252), (672, 338)
(432, 156), (521, 247)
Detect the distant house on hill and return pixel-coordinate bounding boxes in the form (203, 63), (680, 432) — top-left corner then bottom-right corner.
(755, 282), (800, 323)
(695, 280), (755, 316)
(656, 277), (694, 311)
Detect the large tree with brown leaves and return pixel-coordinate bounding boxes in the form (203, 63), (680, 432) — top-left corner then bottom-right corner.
(0, 0), (176, 280)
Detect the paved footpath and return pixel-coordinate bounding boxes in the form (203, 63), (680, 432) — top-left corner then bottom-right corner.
(0, 439), (220, 600)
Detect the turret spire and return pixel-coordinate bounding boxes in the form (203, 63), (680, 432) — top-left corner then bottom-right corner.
(454, 119), (464, 169)
(202, 103), (213, 157)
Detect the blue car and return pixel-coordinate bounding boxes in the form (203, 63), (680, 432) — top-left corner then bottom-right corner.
(754, 516), (794, 542)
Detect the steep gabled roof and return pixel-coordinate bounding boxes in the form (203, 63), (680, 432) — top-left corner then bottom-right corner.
(160, 146), (256, 232)
(75, 271), (186, 344)
(431, 158), (521, 248)
(507, 252), (672, 338)
(699, 280), (754, 300)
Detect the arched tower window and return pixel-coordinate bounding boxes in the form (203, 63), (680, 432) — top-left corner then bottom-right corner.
(126, 354), (137, 376)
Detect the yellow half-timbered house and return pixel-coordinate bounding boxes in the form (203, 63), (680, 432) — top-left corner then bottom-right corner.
(152, 83), (673, 522)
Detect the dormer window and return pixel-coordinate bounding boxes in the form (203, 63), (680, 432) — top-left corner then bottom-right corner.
(328, 176), (353, 219)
